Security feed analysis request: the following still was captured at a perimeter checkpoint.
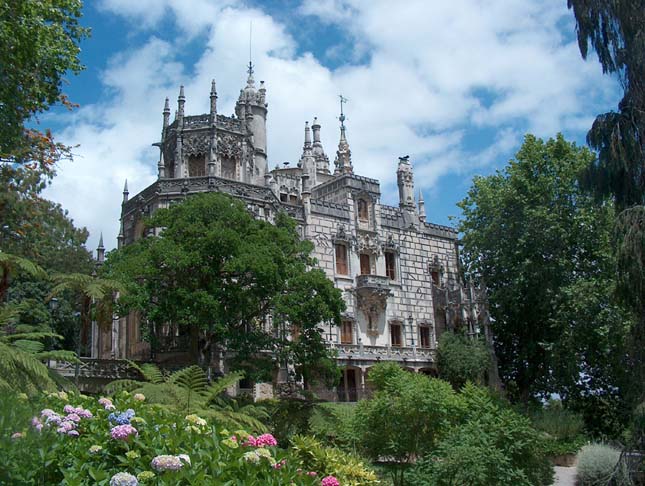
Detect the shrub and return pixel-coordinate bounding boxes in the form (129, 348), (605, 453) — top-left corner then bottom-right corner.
(291, 435), (379, 486)
(408, 385), (554, 486)
(309, 402), (358, 450)
(531, 399), (586, 456)
(436, 331), (489, 389)
(576, 443), (632, 486)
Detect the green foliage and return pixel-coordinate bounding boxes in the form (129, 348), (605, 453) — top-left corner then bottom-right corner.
(107, 363), (269, 433)
(291, 435), (379, 486)
(309, 402), (359, 451)
(353, 363), (464, 485)
(436, 331), (489, 389)
(102, 192), (345, 381)
(408, 384), (553, 486)
(458, 134), (630, 406)
(531, 400), (584, 441)
(576, 443), (632, 486)
(262, 398), (316, 445)
(0, 0), (89, 168)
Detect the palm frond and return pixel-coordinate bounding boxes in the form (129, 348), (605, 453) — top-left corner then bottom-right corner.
(104, 379), (145, 394)
(36, 350), (79, 363)
(205, 370), (245, 402)
(139, 363), (165, 384)
(2, 332), (64, 342)
(169, 365), (209, 395)
(12, 339), (44, 354)
(0, 252), (46, 279)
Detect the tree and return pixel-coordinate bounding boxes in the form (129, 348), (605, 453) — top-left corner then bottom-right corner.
(568, 0), (645, 404)
(458, 134), (630, 405)
(353, 362), (464, 486)
(436, 331), (489, 390)
(102, 192), (345, 382)
(0, 0), (89, 172)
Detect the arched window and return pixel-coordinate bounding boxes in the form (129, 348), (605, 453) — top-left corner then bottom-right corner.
(357, 199), (369, 221)
(188, 155), (206, 177)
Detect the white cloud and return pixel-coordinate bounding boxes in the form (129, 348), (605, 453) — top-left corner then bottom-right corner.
(46, 0), (619, 251)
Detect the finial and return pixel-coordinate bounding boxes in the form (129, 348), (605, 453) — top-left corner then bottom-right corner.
(418, 190), (426, 220)
(123, 179), (129, 203)
(98, 232), (104, 249)
(339, 94), (348, 126)
(304, 121), (311, 147)
(247, 21), (255, 81)
(210, 79), (217, 94)
(96, 232), (105, 264)
(163, 97), (170, 113)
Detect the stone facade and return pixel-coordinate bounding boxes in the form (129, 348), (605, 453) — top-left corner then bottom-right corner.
(94, 71), (489, 401)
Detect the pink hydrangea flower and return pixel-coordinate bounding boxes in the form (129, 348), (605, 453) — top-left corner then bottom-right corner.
(110, 424), (138, 441)
(151, 455), (183, 471)
(63, 405), (75, 414)
(255, 433), (278, 447)
(243, 435), (257, 447)
(307, 471), (318, 476)
(56, 421), (76, 433)
(273, 459), (287, 469)
(67, 430), (80, 437)
(98, 397), (115, 410)
(321, 476), (340, 486)
(66, 413), (81, 423)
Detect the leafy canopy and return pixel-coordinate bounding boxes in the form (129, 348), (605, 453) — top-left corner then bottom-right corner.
(103, 192), (345, 382)
(458, 134), (629, 405)
(0, 0), (89, 170)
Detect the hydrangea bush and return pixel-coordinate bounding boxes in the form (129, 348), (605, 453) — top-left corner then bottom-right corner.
(0, 391), (346, 485)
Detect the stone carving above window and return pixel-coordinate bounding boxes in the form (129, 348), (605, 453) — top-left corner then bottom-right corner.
(382, 232), (400, 254)
(183, 134), (209, 156)
(356, 231), (381, 255)
(354, 287), (390, 336)
(217, 134), (242, 158)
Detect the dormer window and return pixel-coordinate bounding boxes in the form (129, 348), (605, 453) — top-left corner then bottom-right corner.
(357, 199), (369, 221)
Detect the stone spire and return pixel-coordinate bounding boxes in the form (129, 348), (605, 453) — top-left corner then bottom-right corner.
(96, 233), (105, 264)
(334, 96), (352, 175)
(299, 121), (317, 186)
(122, 179), (129, 203)
(397, 156), (415, 210)
(162, 97), (170, 130)
(418, 190), (426, 221)
(177, 85), (185, 126)
(311, 117), (330, 174)
(210, 79), (217, 115)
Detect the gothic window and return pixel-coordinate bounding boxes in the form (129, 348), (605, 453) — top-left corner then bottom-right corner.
(221, 156), (236, 180)
(289, 194), (298, 204)
(188, 155), (206, 177)
(360, 253), (371, 275)
(390, 322), (402, 347)
(335, 244), (348, 275)
(385, 251), (397, 280)
(419, 325), (431, 348)
(357, 199), (369, 221)
(280, 193), (288, 202)
(341, 320), (353, 344)
(431, 270), (440, 286)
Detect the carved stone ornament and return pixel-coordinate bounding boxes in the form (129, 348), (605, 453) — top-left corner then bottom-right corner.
(356, 231), (382, 255)
(183, 134), (210, 156)
(382, 233), (400, 253)
(333, 224), (348, 242)
(354, 287), (390, 336)
(217, 134), (243, 158)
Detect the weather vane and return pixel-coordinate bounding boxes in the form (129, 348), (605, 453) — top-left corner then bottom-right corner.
(339, 94), (348, 126)
(247, 21), (254, 77)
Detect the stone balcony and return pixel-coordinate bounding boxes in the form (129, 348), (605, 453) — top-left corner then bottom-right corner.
(330, 343), (435, 365)
(355, 274), (391, 290)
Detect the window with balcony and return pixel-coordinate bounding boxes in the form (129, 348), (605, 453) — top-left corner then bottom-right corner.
(390, 322), (402, 347)
(419, 325), (431, 348)
(357, 199), (369, 221)
(385, 251), (396, 280)
(360, 253), (371, 275)
(335, 244), (348, 275)
(341, 320), (353, 344)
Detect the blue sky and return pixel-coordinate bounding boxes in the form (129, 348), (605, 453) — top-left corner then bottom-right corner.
(43, 0), (621, 251)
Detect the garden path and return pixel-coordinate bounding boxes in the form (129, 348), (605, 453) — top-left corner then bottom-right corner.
(553, 466), (576, 485)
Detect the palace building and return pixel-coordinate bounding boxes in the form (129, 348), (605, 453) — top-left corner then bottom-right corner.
(92, 68), (489, 401)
